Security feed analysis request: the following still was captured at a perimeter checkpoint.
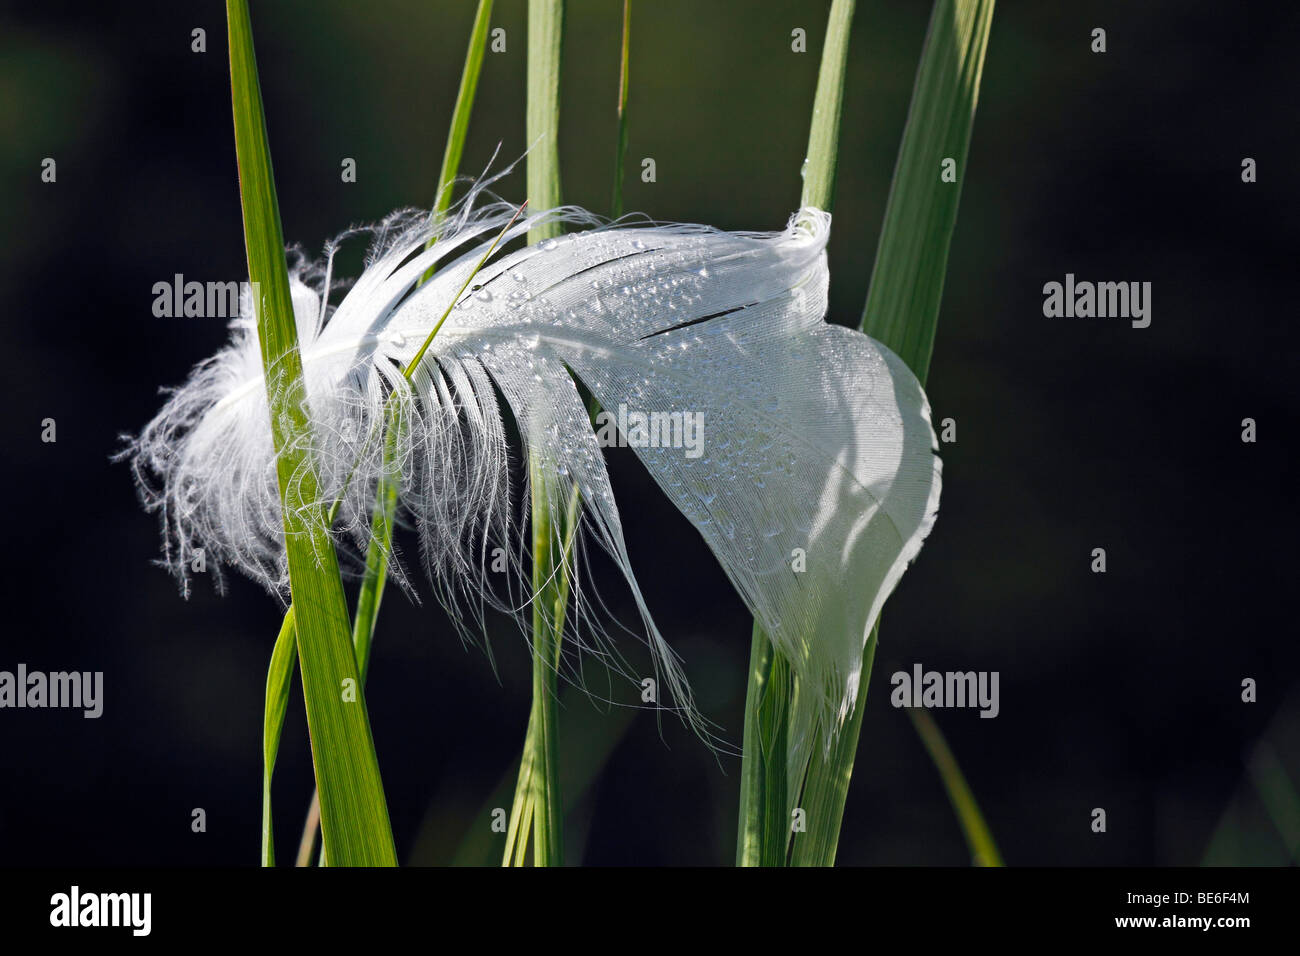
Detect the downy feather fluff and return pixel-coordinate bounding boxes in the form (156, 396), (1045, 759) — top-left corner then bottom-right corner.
(122, 180), (942, 754)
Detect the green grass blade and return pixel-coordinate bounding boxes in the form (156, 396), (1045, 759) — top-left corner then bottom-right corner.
(503, 0), (566, 867)
(421, 0), (495, 280)
(456, 684), (632, 866)
(261, 607), (297, 866)
(227, 0), (397, 867)
(788, 0), (996, 867)
(861, 0), (994, 379)
(289, 410), (404, 868)
(735, 622), (773, 865)
(610, 0), (631, 219)
(503, 716), (538, 865)
(787, 624), (876, 866)
(529, 462), (565, 864)
(350, 412), (401, 687)
(736, 625), (797, 866)
(434, 0), (494, 222)
(504, 473), (570, 866)
(801, 0), (855, 211)
(294, 422), (398, 869)
(736, 0), (855, 869)
(758, 651), (792, 865)
(908, 709), (1004, 865)
(737, 626), (788, 866)
(526, 0), (564, 244)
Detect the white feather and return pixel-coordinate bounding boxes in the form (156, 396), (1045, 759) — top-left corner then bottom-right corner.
(122, 182), (941, 750)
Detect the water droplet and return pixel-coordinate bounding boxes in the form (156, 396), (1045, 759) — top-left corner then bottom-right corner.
(475, 288), (493, 302)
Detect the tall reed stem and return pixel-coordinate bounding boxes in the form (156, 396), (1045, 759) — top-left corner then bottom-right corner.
(789, 0), (998, 867)
(736, 0), (855, 868)
(229, 0), (396, 867)
(504, 0), (567, 867)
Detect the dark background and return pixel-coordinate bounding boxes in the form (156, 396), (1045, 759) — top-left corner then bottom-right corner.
(1, 0), (1297, 866)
